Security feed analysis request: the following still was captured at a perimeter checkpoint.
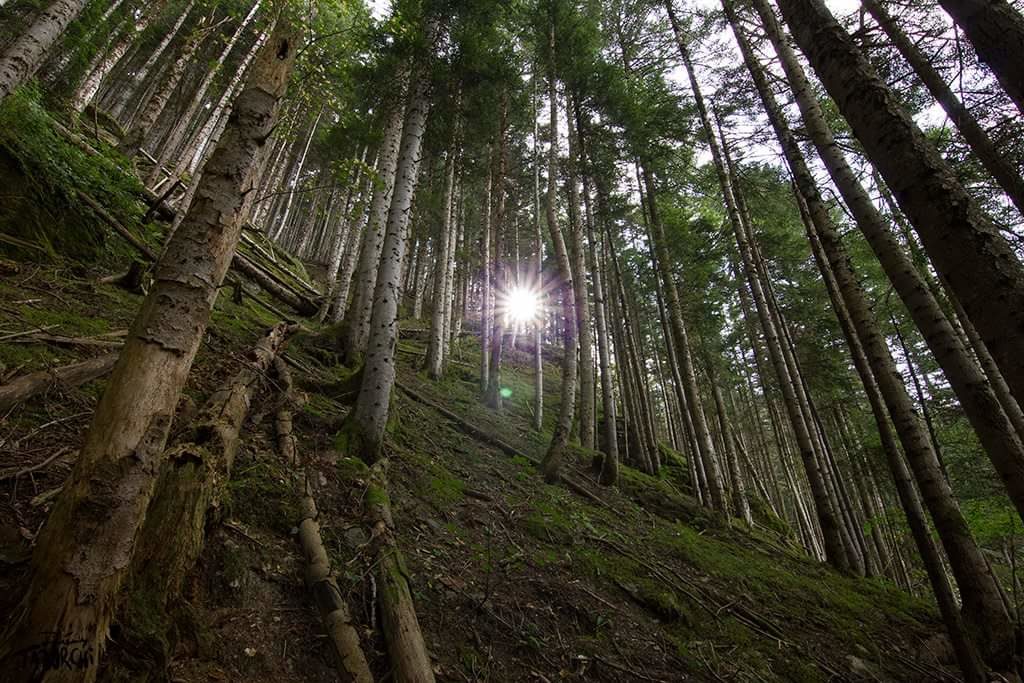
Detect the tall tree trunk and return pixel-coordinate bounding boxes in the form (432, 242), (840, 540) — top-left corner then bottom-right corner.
(349, 22), (437, 464)
(426, 145), (458, 380)
(565, 92), (594, 449)
(724, 7), (1003, 671)
(532, 69), (544, 432)
(771, 0), (1024, 425)
(539, 21), (578, 482)
(752, 0), (1024, 524)
(860, 0), (1024, 214)
(665, 1), (843, 553)
(485, 95), (509, 408)
(150, 0), (262, 184)
(340, 95), (406, 362)
(0, 0), (87, 101)
(935, 0), (1024, 114)
(109, 0), (195, 122)
(723, 6), (1007, 668)
(0, 20), (298, 680)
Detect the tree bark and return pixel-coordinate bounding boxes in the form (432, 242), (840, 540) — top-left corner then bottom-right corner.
(772, 0), (1024, 428)
(752, 0), (1024, 526)
(935, 0), (1024, 114)
(349, 21), (438, 464)
(0, 0), (87, 101)
(0, 354), (118, 412)
(539, 21), (578, 483)
(723, 7), (1007, 668)
(0, 22), (298, 678)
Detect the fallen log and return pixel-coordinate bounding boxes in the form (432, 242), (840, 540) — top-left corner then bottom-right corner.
(233, 252), (319, 316)
(0, 353), (118, 412)
(273, 358), (373, 682)
(126, 323), (295, 621)
(365, 460), (436, 683)
(394, 380), (608, 508)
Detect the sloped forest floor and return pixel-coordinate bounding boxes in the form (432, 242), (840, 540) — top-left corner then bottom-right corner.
(0, 98), (961, 682)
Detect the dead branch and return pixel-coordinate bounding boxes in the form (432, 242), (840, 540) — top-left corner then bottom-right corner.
(0, 353), (118, 412)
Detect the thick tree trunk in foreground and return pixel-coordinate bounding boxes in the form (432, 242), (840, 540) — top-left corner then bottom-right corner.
(0, 0), (87, 101)
(773, 0), (1024, 432)
(0, 23), (297, 681)
(125, 322), (293, 641)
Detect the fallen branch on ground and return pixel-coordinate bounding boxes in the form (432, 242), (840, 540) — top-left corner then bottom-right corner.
(272, 357), (373, 681)
(365, 460), (436, 682)
(126, 323), (296, 624)
(0, 353), (118, 412)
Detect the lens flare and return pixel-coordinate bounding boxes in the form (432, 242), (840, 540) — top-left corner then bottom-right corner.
(505, 286), (540, 323)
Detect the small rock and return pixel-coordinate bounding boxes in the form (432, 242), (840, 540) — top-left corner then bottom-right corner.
(244, 647), (257, 658)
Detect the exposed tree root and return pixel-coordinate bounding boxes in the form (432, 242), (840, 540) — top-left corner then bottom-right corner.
(0, 352), (118, 411)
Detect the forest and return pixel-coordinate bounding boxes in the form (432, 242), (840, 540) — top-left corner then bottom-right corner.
(0, 0), (1023, 680)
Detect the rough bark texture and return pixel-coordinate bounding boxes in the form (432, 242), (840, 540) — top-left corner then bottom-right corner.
(365, 462), (436, 683)
(664, 0), (847, 566)
(539, 35), (578, 484)
(773, 0), (1024, 433)
(0, 23), (298, 681)
(722, 12), (1007, 668)
(860, 0), (1024, 215)
(0, 0), (87, 101)
(341, 95), (405, 363)
(350, 21), (437, 464)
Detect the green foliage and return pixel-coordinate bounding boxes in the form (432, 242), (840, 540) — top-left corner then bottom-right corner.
(0, 87), (147, 262)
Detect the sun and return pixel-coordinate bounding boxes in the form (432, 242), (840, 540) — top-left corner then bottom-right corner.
(503, 286), (540, 324)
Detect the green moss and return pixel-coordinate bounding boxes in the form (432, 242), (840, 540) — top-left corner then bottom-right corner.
(225, 460), (297, 535)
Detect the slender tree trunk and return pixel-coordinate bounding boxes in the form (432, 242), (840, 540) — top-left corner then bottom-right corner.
(771, 0), (1024, 423)
(120, 22), (203, 157)
(486, 95), (509, 407)
(341, 95), (406, 362)
(0, 0), (88, 101)
(752, 0), (1024, 523)
(540, 24), (578, 482)
(109, 0), (195, 122)
(150, 0), (261, 184)
(349, 22), (437, 464)
(722, 7), (1006, 668)
(532, 69), (544, 432)
(860, 0), (1024, 214)
(565, 93), (594, 449)
(426, 145), (458, 379)
(0, 21), (298, 680)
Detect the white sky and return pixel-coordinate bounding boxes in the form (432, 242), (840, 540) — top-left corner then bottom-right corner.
(368, 0), (390, 21)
